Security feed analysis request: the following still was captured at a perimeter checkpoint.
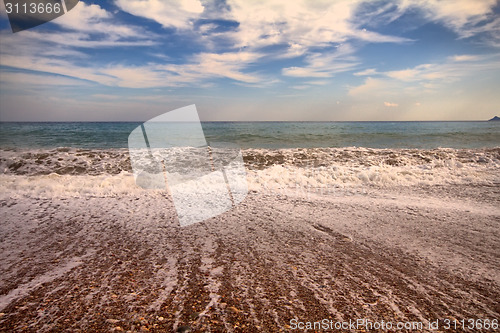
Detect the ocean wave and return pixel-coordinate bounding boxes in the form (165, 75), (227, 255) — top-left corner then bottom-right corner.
(1, 146), (499, 197)
(0, 148), (132, 176)
(243, 147), (500, 169)
(1, 147), (499, 176)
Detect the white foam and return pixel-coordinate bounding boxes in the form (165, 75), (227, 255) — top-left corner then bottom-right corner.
(1, 147), (498, 197)
(0, 172), (147, 198)
(247, 161), (499, 193)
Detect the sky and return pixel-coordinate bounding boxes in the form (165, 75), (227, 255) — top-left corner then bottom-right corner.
(0, 0), (499, 121)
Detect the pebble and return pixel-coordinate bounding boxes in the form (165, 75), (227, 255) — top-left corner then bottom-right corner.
(228, 306), (241, 313)
(177, 325), (191, 332)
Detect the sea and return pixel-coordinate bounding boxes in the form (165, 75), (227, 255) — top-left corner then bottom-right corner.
(0, 121), (498, 195)
(0, 121), (499, 149)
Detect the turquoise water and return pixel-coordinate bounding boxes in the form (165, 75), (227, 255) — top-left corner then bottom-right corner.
(0, 121), (498, 149)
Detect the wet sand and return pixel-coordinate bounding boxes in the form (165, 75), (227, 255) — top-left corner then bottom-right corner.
(0, 183), (499, 332)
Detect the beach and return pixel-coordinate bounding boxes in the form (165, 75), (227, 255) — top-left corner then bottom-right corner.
(2, 0), (500, 328)
(0, 147), (499, 332)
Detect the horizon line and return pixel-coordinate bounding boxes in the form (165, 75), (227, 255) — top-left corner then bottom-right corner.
(0, 120), (496, 123)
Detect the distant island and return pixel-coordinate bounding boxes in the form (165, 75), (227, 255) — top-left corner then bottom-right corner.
(489, 116), (500, 121)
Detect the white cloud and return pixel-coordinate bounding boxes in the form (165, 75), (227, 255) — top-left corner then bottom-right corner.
(0, 54), (118, 86)
(348, 77), (389, 96)
(395, 0), (498, 38)
(8, 30), (155, 49)
(115, 0), (412, 61)
(352, 28), (412, 43)
(383, 57), (500, 84)
(463, 16), (500, 47)
(451, 54), (480, 62)
(0, 3), (264, 89)
(384, 101), (398, 107)
(306, 80), (331, 85)
(53, 2), (145, 39)
(0, 49), (265, 89)
(348, 54), (500, 102)
(115, 0), (204, 29)
(224, 0), (411, 50)
(282, 44), (359, 78)
(0, 2), (155, 53)
(386, 67), (424, 81)
(283, 67), (331, 78)
(2, 0), (498, 94)
(275, 43), (308, 59)
(0, 3), (165, 89)
(224, 0), (352, 48)
(0, 71), (90, 87)
(160, 51), (265, 85)
(354, 68), (378, 76)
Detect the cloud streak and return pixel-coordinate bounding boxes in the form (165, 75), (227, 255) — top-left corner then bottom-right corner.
(395, 0), (498, 39)
(115, 0), (205, 29)
(282, 44), (360, 78)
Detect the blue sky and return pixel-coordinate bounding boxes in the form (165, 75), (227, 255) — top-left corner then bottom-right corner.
(0, 0), (499, 121)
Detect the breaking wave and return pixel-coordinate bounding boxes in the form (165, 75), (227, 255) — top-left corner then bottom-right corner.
(1, 147), (499, 197)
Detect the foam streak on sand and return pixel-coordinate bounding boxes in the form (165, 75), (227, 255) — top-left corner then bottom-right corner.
(0, 147), (499, 331)
(0, 253), (91, 312)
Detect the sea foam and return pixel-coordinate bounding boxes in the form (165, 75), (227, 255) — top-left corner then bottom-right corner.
(1, 147), (498, 197)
